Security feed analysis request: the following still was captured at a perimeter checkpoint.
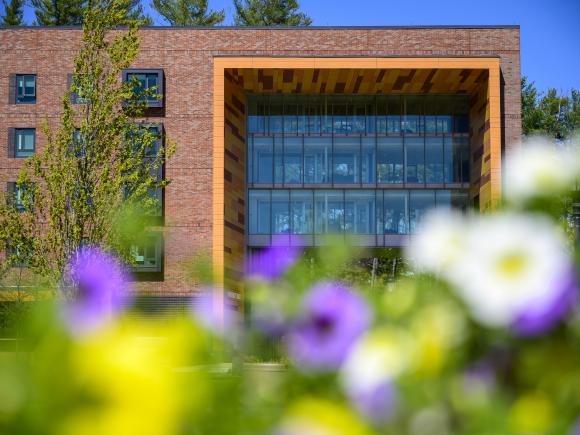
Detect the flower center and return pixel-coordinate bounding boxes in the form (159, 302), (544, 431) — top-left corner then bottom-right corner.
(496, 251), (528, 279)
(313, 314), (335, 335)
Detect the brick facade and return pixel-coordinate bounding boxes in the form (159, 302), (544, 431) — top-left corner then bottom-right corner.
(0, 26), (521, 297)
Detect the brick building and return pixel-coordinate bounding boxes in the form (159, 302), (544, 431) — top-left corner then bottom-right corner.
(0, 25), (521, 316)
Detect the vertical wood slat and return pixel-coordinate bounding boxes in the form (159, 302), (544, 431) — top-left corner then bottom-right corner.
(8, 74), (16, 104)
(8, 128), (16, 158)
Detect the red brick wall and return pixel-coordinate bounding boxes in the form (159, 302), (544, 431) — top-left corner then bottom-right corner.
(0, 26), (521, 295)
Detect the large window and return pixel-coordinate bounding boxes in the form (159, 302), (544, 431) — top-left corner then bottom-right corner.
(248, 189), (468, 243)
(131, 233), (163, 273)
(246, 94), (471, 247)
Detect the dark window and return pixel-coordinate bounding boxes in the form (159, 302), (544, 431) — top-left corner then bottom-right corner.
(68, 73), (90, 104)
(16, 75), (36, 104)
(131, 233), (163, 273)
(123, 69), (164, 108)
(15, 129), (35, 158)
(7, 182), (33, 212)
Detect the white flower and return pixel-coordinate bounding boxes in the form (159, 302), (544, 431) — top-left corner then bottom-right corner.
(406, 211), (577, 332)
(450, 213), (573, 328)
(405, 209), (469, 276)
(505, 138), (579, 203)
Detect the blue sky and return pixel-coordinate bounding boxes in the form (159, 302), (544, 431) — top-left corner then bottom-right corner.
(7, 0), (580, 92)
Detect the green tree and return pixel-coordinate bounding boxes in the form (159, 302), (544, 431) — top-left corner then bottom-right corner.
(233, 0), (312, 26)
(0, 0), (172, 286)
(31, 0), (87, 25)
(1, 0), (25, 25)
(521, 76), (579, 140)
(151, 0), (224, 26)
(31, 0), (152, 26)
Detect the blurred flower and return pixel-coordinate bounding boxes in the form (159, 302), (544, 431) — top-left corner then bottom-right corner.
(245, 244), (301, 281)
(455, 213), (577, 333)
(62, 245), (131, 334)
(505, 139), (579, 204)
(340, 329), (405, 422)
(287, 282), (371, 372)
(191, 289), (239, 339)
(62, 320), (206, 435)
(572, 417), (580, 435)
(405, 209), (469, 274)
(509, 393), (553, 434)
(408, 212), (578, 334)
(409, 302), (466, 376)
(275, 398), (371, 435)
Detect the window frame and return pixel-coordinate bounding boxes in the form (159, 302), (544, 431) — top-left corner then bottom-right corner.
(122, 69), (164, 108)
(15, 74), (37, 104)
(130, 232), (163, 273)
(14, 128), (36, 158)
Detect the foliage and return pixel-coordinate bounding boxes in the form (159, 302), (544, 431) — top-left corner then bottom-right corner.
(0, 0), (172, 287)
(233, 0), (312, 26)
(0, 0), (24, 25)
(151, 0), (224, 26)
(521, 76), (579, 140)
(0, 142), (578, 435)
(30, 0), (152, 26)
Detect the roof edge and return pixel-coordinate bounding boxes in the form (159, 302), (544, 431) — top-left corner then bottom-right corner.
(0, 24), (520, 30)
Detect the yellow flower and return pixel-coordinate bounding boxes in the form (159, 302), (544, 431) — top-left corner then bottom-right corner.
(509, 393), (553, 434)
(276, 398), (372, 435)
(59, 318), (207, 435)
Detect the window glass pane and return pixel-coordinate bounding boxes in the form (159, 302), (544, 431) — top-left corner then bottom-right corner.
(436, 97), (454, 135)
(406, 138), (425, 183)
(333, 99), (350, 135)
(384, 191), (408, 234)
(361, 137), (376, 183)
(377, 138), (403, 183)
(247, 96), (265, 134)
(131, 234), (161, 272)
(425, 137), (444, 182)
(269, 95), (283, 134)
(16, 75), (36, 102)
(409, 190), (434, 233)
(321, 96), (333, 134)
(436, 190), (469, 212)
(247, 136), (254, 182)
(297, 98), (307, 134)
(271, 190), (290, 234)
(366, 98), (376, 135)
(249, 190), (270, 234)
(352, 100), (367, 134)
(315, 190), (343, 234)
(284, 137), (302, 183)
(291, 190), (313, 234)
(253, 138), (273, 183)
(443, 137), (456, 183)
(24, 76), (36, 95)
(16, 129), (35, 157)
(274, 137), (284, 184)
(386, 96), (401, 135)
(376, 96), (387, 134)
(345, 191), (375, 234)
(307, 96), (322, 134)
(424, 95), (437, 134)
(459, 137), (470, 183)
(403, 96), (423, 135)
(304, 137), (331, 183)
(333, 137), (360, 183)
(283, 95), (297, 134)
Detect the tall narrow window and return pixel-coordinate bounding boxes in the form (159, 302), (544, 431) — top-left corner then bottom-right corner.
(14, 129), (36, 158)
(16, 75), (36, 104)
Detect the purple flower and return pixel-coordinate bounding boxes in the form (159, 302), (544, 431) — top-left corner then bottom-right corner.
(348, 381), (397, 424)
(245, 244), (301, 282)
(572, 416), (580, 435)
(62, 246), (131, 334)
(287, 282), (371, 372)
(513, 267), (578, 336)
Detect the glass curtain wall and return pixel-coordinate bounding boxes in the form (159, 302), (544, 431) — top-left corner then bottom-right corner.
(246, 94), (470, 246)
